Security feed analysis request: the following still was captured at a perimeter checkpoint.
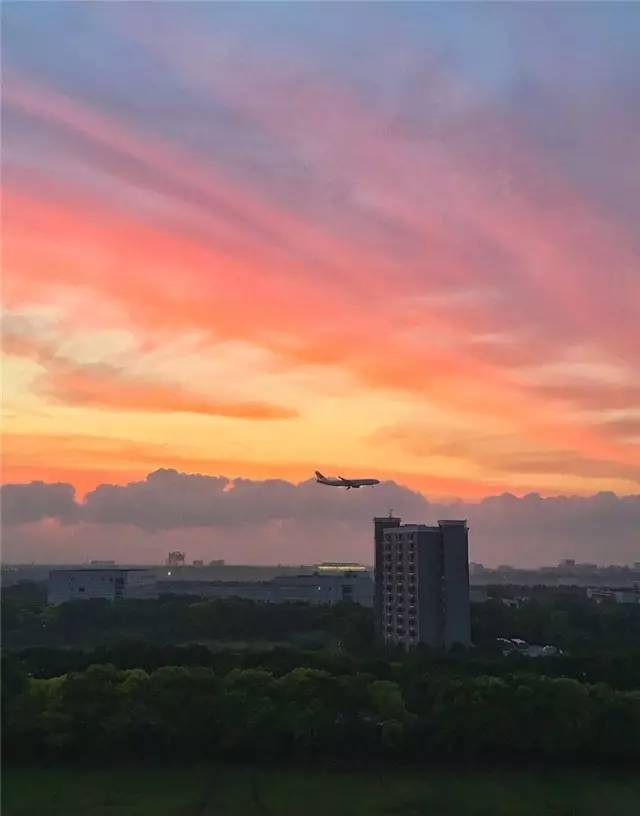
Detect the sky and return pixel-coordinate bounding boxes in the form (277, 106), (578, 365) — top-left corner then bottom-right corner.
(2, 2), (639, 565)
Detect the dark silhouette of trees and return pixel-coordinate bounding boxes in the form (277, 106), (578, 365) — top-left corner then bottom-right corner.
(3, 660), (639, 764)
(3, 584), (640, 767)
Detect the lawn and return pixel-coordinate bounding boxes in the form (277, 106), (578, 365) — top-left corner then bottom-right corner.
(3, 764), (639, 815)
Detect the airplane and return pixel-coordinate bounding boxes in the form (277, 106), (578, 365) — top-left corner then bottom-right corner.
(315, 471), (380, 490)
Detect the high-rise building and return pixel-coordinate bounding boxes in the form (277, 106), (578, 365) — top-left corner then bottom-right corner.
(373, 514), (402, 637)
(166, 551), (186, 567)
(375, 517), (471, 649)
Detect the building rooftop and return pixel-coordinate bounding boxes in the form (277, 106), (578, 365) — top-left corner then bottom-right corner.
(384, 524), (439, 532)
(50, 567), (149, 574)
(316, 562), (368, 571)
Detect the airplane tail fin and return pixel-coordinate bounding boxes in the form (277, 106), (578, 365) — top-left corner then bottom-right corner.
(315, 471), (326, 481)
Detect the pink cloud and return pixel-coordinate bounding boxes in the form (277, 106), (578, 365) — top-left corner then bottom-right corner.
(2, 471), (639, 567)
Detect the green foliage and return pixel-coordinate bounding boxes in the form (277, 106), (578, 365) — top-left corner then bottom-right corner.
(2, 589), (376, 653)
(3, 584), (640, 767)
(380, 718), (405, 751)
(472, 590), (640, 654)
(369, 680), (407, 721)
(3, 659), (640, 764)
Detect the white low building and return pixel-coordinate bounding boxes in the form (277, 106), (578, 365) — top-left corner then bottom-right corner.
(587, 587), (640, 604)
(270, 572), (373, 605)
(156, 571), (374, 606)
(48, 568), (157, 604)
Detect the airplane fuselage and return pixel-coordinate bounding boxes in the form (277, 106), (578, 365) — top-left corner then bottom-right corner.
(315, 471), (379, 489)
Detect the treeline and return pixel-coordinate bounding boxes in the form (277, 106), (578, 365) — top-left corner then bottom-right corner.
(3, 659), (639, 764)
(2, 588), (374, 651)
(8, 640), (640, 691)
(4, 581), (640, 655)
(474, 590), (640, 654)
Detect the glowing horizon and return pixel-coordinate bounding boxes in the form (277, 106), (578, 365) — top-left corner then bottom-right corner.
(3, 2), (639, 505)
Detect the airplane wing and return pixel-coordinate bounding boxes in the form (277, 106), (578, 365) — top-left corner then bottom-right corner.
(338, 476), (351, 483)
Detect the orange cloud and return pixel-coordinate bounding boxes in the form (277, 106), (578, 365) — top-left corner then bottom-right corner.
(3, 330), (296, 420)
(47, 366), (296, 419)
(1, 432), (515, 502)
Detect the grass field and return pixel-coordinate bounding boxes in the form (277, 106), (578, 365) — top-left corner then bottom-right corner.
(3, 764), (640, 815)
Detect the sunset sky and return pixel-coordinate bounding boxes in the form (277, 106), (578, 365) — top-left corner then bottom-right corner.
(3, 1), (639, 519)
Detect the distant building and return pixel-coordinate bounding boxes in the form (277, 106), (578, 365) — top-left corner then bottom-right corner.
(559, 559), (576, 568)
(497, 638), (562, 658)
(89, 560), (116, 566)
(209, 559), (225, 566)
(48, 568), (157, 604)
(501, 597), (529, 609)
(193, 560), (204, 567)
(270, 572), (373, 605)
(614, 590), (640, 605)
(158, 580), (273, 602)
(373, 514), (402, 636)
(157, 570), (373, 606)
(166, 552), (186, 567)
(587, 587), (640, 605)
(587, 587), (613, 603)
(375, 517), (471, 650)
(315, 562), (368, 573)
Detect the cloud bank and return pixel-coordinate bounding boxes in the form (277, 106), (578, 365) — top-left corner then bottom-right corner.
(2, 470), (638, 568)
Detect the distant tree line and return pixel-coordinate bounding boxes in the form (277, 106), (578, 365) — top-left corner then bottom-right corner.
(1, 584), (374, 652)
(473, 589), (640, 654)
(3, 657), (639, 764)
(10, 640), (640, 691)
(3, 581), (640, 655)
(3, 582), (640, 766)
